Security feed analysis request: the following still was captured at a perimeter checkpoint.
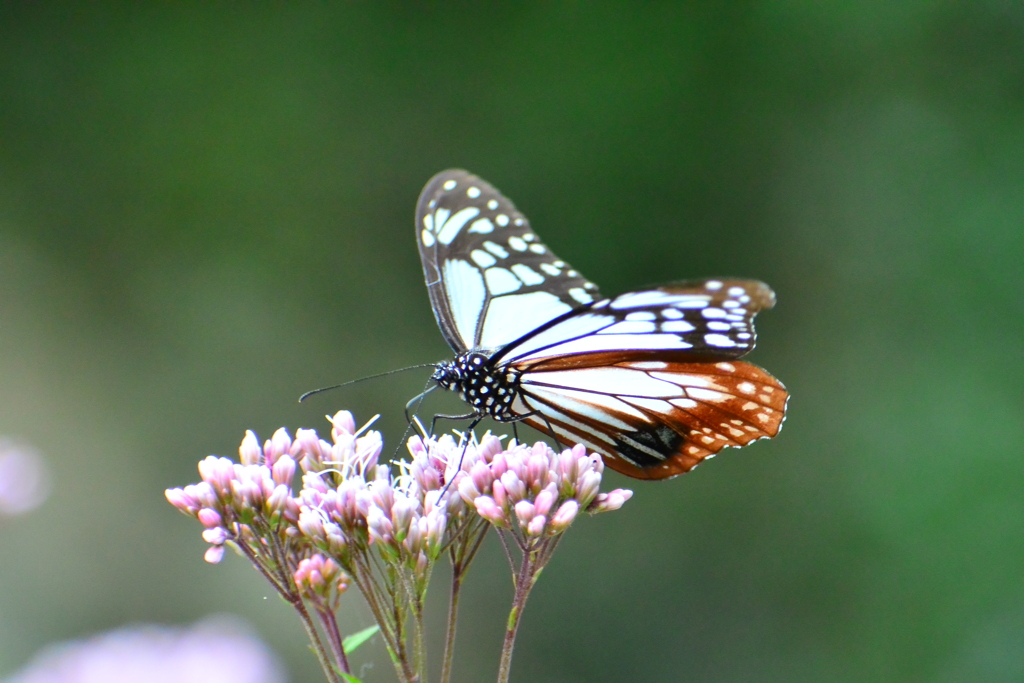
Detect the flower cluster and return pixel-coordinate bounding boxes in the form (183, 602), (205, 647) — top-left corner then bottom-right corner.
(166, 410), (633, 683)
(456, 440), (632, 542)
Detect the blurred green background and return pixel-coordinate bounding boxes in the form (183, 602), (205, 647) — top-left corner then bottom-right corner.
(1, 4), (1023, 682)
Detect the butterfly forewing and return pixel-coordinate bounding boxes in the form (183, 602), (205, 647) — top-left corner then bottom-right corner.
(517, 359), (788, 479)
(416, 170), (601, 353)
(496, 278), (775, 366)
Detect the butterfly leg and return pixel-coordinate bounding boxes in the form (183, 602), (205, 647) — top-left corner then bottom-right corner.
(436, 415), (483, 501)
(430, 411), (478, 437)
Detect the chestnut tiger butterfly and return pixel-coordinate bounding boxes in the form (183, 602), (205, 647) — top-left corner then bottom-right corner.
(418, 170), (787, 479)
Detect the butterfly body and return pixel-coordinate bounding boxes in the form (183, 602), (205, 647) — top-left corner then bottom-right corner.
(417, 169), (788, 480)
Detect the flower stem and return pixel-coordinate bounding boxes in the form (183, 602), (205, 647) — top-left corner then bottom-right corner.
(440, 568), (463, 683)
(496, 549), (538, 683)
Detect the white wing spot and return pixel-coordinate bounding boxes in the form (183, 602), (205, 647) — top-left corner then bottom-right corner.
(601, 320), (658, 334)
(742, 401), (758, 410)
(529, 244), (546, 254)
(508, 236), (528, 251)
(730, 419), (744, 426)
(483, 241), (509, 258)
(567, 270), (579, 277)
(510, 263), (545, 285)
(484, 267), (523, 295)
(688, 388), (727, 402)
(763, 386), (775, 393)
(708, 321), (731, 331)
(661, 308), (683, 319)
(522, 233), (536, 241)
(671, 398), (698, 409)
(737, 333), (752, 340)
(705, 334), (735, 348)
(471, 249), (497, 268)
(723, 301), (740, 308)
(701, 436), (716, 444)
(487, 199), (498, 209)
(632, 361), (667, 369)
(540, 263), (561, 276)
(661, 320), (695, 333)
(706, 280), (723, 290)
(443, 180), (457, 190)
(469, 218), (494, 234)
(702, 308), (727, 319)
(514, 218), (524, 226)
(496, 214), (510, 227)
(421, 229), (435, 247)
(738, 382), (756, 394)
(437, 207), (480, 245)
(467, 186), (481, 198)
(568, 287), (593, 304)
(716, 362), (736, 372)
(728, 286), (745, 296)
(756, 413), (770, 423)
(626, 311), (657, 321)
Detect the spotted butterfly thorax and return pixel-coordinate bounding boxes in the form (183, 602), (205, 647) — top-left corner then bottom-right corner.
(417, 169), (788, 480)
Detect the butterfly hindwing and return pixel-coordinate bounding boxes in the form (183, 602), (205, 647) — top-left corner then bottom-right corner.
(516, 358), (788, 479)
(416, 170), (601, 353)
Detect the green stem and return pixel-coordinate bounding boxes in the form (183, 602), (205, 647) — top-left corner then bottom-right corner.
(496, 550), (538, 683)
(439, 567), (463, 683)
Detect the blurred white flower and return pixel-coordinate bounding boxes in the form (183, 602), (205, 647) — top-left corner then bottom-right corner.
(0, 439), (50, 516)
(2, 616), (286, 683)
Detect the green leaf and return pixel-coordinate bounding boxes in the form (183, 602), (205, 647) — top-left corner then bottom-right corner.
(339, 673), (363, 683)
(342, 625), (380, 653)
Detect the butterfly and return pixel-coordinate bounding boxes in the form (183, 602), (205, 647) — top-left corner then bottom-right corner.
(417, 169), (787, 479)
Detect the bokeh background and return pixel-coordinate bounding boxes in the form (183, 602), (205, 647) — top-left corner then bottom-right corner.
(1, 4), (1022, 682)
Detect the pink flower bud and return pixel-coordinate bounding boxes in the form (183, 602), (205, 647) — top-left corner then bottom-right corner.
(500, 471), (526, 503)
(478, 434), (503, 461)
(331, 411), (357, 438)
(271, 455), (296, 487)
(355, 432), (382, 472)
(197, 508), (222, 528)
(165, 488), (198, 515)
(457, 475), (481, 503)
(526, 452), (550, 489)
(527, 515), (546, 537)
(190, 482), (217, 508)
(198, 456), (236, 495)
(202, 527), (228, 544)
(391, 497), (418, 541)
(473, 496), (506, 526)
(489, 452), (509, 479)
(297, 508), (326, 541)
(514, 500), (536, 528)
(238, 430), (263, 465)
(575, 470), (602, 507)
(204, 545), (225, 563)
(550, 500), (579, 531)
(533, 486), (556, 518)
(491, 480), (507, 509)
(406, 435), (427, 460)
(265, 428), (293, 465)
(266, 484), (290, 514)
(589, 488), (633, 513)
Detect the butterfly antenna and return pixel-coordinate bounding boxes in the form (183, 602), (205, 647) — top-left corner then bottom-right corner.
(299, 363), (437, 402)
